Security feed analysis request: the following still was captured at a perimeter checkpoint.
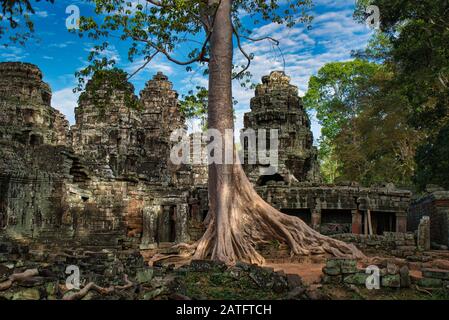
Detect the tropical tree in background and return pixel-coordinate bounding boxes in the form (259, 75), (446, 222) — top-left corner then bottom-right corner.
(304, 57), (421, 186)
(354, 0), (449, 191)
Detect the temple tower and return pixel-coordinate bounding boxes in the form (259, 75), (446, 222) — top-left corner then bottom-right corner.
(243, 71), (321, 185)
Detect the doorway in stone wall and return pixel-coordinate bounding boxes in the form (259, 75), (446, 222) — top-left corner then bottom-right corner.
(366, 211), (396, 235)
(281, 208), (312, 225)
(156, 205), (177, 243)
(320, 209), (352, 235)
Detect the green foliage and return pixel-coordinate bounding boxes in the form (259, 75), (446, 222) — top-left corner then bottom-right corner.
(304, 59), (420, 186)
(179, 86), (208, 129)
(0, 0), (54, 46)
(78, 68), (140, 115)
(304, 59), (379, 143)
(354, 0), (449, 190)
(414, 121), (449, 191)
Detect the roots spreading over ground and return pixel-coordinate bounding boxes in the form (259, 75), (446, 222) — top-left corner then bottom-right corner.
(0, 268), (133, 300)
(151, 165), (365, 266)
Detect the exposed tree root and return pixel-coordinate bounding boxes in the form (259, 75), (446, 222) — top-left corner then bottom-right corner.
(63, 274), (133, 300)
(0, 268), (39, 291)
(152, 164), (365, 266)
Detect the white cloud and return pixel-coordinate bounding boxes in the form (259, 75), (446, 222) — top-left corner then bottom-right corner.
(35, 11), (48, 18)
(230, 7), (371, 144)
(51, 88), (79, 124)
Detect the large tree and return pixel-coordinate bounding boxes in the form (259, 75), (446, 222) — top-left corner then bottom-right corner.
(77, 0), (363, 265)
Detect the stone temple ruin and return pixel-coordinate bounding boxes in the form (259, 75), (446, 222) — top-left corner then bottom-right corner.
(0, 62), (414, 254)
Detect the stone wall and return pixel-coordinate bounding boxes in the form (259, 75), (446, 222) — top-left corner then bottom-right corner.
(410, 191), (449, 247)
(322, 257), (412, 289)
(0, 62), (203, 251)
(331, 232), (417, 258)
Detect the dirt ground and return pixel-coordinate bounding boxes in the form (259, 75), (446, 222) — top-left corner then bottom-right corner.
(266, 262), (325, 285)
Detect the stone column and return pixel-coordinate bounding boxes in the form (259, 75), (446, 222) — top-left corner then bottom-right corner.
(417, 216), (431, 251)
(396, 211), (407, 233)
(176, 203), (190, 243)
(140, 205), (161, 249)
(190, 203), (200, 222)
(311, 209), (321, 231)
(351, 209), (362, 234)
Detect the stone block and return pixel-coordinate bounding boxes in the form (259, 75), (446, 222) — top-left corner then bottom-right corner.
(381, 274), (401, 288)
(135, 268), (154, 284)
(417, 277), (443, 288)
(421, 268), (449, 280)
(343, 273), (369, 286)
(322, 267), (341, 276)
(341, 259), (358, 274)
(322, 275), (342, 284)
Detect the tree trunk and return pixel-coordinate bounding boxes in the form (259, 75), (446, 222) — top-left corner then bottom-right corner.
(166, 0), (365, 265)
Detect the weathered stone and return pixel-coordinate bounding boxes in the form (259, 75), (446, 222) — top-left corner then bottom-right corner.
(286, 286), (306, 300)
(399, 266), (411, 288)
(341, 259), (358, 274)
(381, 275), (401, 288)
(322, 275), (342, 284)
(135, 268), (154, 284)
(417, 278), (443, 288)
(344, 273), (369, 286)
(286, 273), (303, 290)
(322, 267), (341, 276)
(12, 288), (40, 300)
(0, 264), (12, 282)
(189, 260), (227, 272)
(421, 268), (449, 280)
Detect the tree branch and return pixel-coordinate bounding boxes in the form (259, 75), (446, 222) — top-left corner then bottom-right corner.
(232, 25), (252, 80)
(131, 34), (210, 65)
(240, 34), (280, 46)
(127, 51), (159, 81)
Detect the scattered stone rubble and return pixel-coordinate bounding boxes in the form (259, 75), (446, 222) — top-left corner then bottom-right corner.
(322, 257), (410, 289)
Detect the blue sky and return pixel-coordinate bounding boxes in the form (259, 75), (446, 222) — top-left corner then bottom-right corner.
(0, 0), (374, 143)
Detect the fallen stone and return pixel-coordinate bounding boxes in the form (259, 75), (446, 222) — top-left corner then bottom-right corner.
(421, 268), (449, 280)
(343, 273), (369, 286)
(322, 275), (342, 285)
(341, 260), (358, 274)
(12, 288), (40, 300)
(286, 273), (303, 290)
(285, 286), (306, 300)
(417, 277), (443, 288)
(322, 267), (340, 276)
(189, 260), (227, 272)
(135, 268), (154, 284)
(381, 274), (401, 288)
(399, 266), (411, 288)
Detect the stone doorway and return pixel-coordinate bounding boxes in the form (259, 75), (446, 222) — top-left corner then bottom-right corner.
(156, 205), (177, 243)
(320, 209), (352, 235)
(281, 208), (311, 225)
(362, 211), (396, 235)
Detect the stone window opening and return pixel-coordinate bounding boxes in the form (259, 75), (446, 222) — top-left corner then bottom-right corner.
(280, 208), (311, 225)
(29, 134), (43, 146)
(257, 173), (285, 186)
